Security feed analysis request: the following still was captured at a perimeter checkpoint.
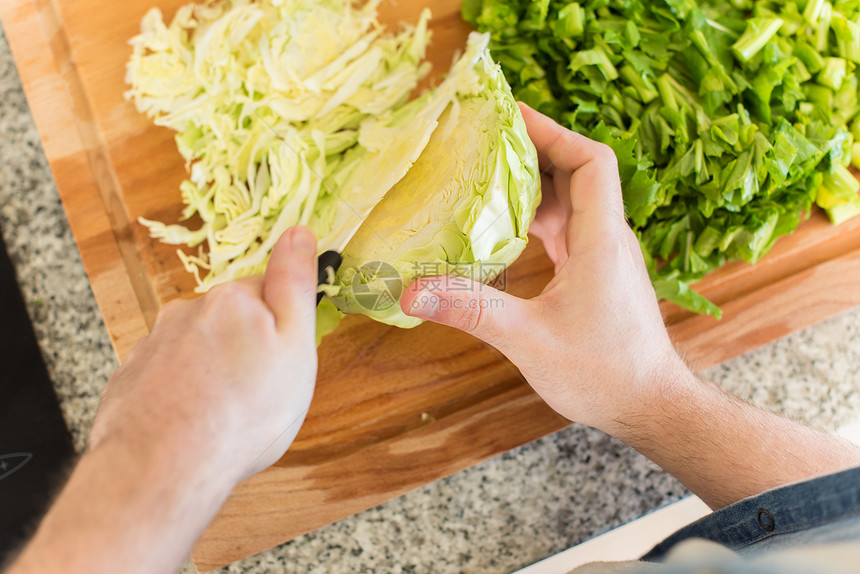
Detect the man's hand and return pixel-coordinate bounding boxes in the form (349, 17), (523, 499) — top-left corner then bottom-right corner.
(9, 227), (319, 574)
(401, 105), (860, 509)
(91, 225), (319, 481)
(401, 103), (687, 436)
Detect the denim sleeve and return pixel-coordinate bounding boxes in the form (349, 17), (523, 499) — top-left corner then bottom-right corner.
(569, 467), (860, 574)
(644, 466), (860, 560)
(570, 538), (860, 574)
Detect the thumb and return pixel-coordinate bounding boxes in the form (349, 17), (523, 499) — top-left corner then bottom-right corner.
(264, 226), (318, 333)
(401, 276), (528, 351)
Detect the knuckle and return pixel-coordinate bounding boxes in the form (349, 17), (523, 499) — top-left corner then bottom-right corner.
(153, 298), (188, 329)
(622, 225), (638, 244)
(450, 294), (485, 334)
(122, 337), (148, 364)
(550, 130), (580, 160)
(160, 298), (184, 315)
(201, 282), (270, 326)
(205, 282), (253, 309)
(127, 336), (147, 355)
(207, 282), (243, 300)
(592, 142), (618, 165)
(453, 307), (482, 334)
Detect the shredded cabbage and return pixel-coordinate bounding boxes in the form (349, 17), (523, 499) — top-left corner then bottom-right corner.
(128, 0), (434, 289)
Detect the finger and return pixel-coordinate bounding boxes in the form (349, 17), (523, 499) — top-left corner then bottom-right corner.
(519, 103), (626, 243)
(263, 226), (318, 334)
(518, 103), (552, 172)
(529, 177), (564, 241)
(529, 178), (570, 268)
(519, 102), (607, 172)
(400, 276), (530, 353)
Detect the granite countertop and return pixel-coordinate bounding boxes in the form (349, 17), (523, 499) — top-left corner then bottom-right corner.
(2, 21), (860, 574)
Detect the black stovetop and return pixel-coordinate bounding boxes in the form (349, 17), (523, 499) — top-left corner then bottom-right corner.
(0, 230), (74, 558)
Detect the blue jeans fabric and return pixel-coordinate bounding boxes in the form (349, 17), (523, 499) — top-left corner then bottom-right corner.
(642, 466), (860, 561)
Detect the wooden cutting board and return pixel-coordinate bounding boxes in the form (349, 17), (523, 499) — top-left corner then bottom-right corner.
(3, 0), (860, 570)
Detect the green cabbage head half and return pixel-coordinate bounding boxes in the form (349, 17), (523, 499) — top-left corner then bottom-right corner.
(329, 33), (540, 328)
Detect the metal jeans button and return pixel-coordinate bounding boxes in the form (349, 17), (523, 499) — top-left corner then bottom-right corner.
(757, 508), (775, 531)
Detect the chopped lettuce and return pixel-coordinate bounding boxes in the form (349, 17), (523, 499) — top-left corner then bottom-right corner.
(465, 0), (860, 317)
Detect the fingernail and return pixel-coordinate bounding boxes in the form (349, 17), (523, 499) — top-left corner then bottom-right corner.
(409, 290), (440, 319)
(290, 227), (316, 255)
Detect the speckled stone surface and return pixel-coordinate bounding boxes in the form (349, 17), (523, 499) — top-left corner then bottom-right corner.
(0, 25), (118, 456)
(2, 20), (860, 574)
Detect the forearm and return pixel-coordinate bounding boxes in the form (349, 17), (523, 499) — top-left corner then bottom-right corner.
(8, 431), (234, 574)
(611, 366), (860, 509)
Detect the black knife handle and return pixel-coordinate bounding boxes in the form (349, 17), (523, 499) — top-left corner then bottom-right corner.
(316, 251), (343, 305)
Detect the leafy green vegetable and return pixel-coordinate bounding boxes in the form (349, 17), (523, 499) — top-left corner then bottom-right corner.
(333, 34), (540, 327)
(733, 18), (784, 63)
(465, 0), (860, 317)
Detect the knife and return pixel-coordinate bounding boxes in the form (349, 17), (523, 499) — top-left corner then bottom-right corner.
(316, 250), (343, 305)
(314, 206), (377, 305)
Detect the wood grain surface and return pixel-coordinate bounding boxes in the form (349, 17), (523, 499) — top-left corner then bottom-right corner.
(2, 0), (860, 570)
